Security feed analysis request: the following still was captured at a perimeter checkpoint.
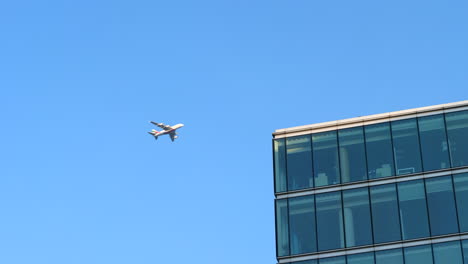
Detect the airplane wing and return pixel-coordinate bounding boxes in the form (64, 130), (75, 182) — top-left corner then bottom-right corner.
(150, 121), (172, 131)
(169, 131), (177, 142)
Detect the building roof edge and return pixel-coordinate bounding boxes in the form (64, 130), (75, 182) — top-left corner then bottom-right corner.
(273, 100), (468, 138)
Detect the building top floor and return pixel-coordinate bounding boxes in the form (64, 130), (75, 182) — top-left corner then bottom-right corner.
(273, 100), (468, 139)
(273, 100), (468, 194)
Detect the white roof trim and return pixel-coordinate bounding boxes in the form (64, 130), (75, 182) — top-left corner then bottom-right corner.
(273, 100), (468, 138)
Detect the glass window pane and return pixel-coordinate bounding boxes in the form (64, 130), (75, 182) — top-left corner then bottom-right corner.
(404, 245), (433, 264)
(433, 241), (463, 264)
(376, 248), (404, 264)
(397, 180), (430, 240)
(289, 195), (317, 255)
(274, 139), (287, 193)
(338, 127), (368, 183)
(462, 240), (468, 264)
(347, 252), (375, 264)
(370, 184), (401, 243)
(425, 176), (459, 236)
(287, 135), (314, 191)
(318, 256), (345, 264)
(276, 199), (289, 257)
(343, 188), (373, 247)
(316, 192), (344, 251)
(446, 110), (468, 168)
(391, 118), (422, 175)
(418, 114), (450, 171)
(292, 260), (318, 264)
(365, 123), (395, 179)
(313, 131), (340, 187)
(453, 173), (468, 232)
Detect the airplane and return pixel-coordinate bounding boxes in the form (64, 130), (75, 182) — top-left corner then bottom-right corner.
(148, 121), (184, 141)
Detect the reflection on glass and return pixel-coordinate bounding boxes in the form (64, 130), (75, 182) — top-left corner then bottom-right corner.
(397, 180), (430, 240)
(404, 245), (433, 264)
(445, 110), (468, 168)
(453, 173), (468, 232)
(375, 248), (404, 264)
(365, 123), (395, 179)
(418, 115), (450, 171)
(433, 241), (463, 264)
(276, 199), (289, 257)
(293, 260), (318, 264)
(462, 240), (468, 264)
(287, 135), (314, 191)
(318, 256), (345, 264)
(343, 188), (373, 247)
(316, 192), (344, 251)
(313, 131), (340, 187)
(274, 139), (287, 193)
(338, 127), (367, 183)
(347, 252), (374, 264)
(370, 184), (401, 243)
(425, 176), (459, 236)
(289, 195), (317, 255)
(391, 118), (422, 175)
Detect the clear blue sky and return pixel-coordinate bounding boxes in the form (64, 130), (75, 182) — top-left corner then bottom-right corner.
(0, 1), (467, 263)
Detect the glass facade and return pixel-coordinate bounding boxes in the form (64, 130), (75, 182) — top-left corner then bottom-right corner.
(369, 184), (401, 244)
(275, 172), (468, 257)
(404, 245), (433, 264)
(446, 110), (468, 168)
(274, 110), (468, 193)
(313, 131), (340, 187)
(338, 127), (367, 183)
(274, 106), (468, 264)
(342, 188), (372, 247)
(454, 173), (468, 232)
(391, 118), (422, 175)
(289, 196), (317, 255)
(316, 192), (344, 251)
(286, 240), (468, 264)
(397, 180), (430, 240)
(286, 135), (314, 191)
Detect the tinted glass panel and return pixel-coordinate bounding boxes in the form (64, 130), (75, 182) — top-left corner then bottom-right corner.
(287, 135), (313, 191)
(398, 180), (430, 240)
(313, 131), (340, 187)
(318, 256), (345, 264)
(292, 260), (317, 264)
(433, 241), (463, 264)
(391, 118), (422, 175)
(365, 123), (394, 179)
(462, 240), (468, 264)
(426, 176), (459, 236)
(276, 199), (289, 256)
(404, 245), (433, 264)
(370, 184), (401, 243)
(446, 110), (468, 167)
(338, 127), (367, 183)
(347, 252), (375, 264)
(418, 115), (450, 171)
(289, 196), (317, 255)
(274, 139), (287, 193)
(343, 188), (373, 247)
(316, 192), (344, 251)
(376, 248), (404, 264)
(453, 173), (468, 232)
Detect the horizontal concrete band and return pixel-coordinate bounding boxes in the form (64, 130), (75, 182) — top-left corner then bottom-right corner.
(275, 167), (468, 199)
(278, 233), (468, 263)
(273, 101), (468, 139)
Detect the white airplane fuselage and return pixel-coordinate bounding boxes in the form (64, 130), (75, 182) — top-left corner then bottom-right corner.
(148, 122), (184, 141)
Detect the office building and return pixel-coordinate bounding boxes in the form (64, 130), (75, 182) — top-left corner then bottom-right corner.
(273, 101), (468, 264)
